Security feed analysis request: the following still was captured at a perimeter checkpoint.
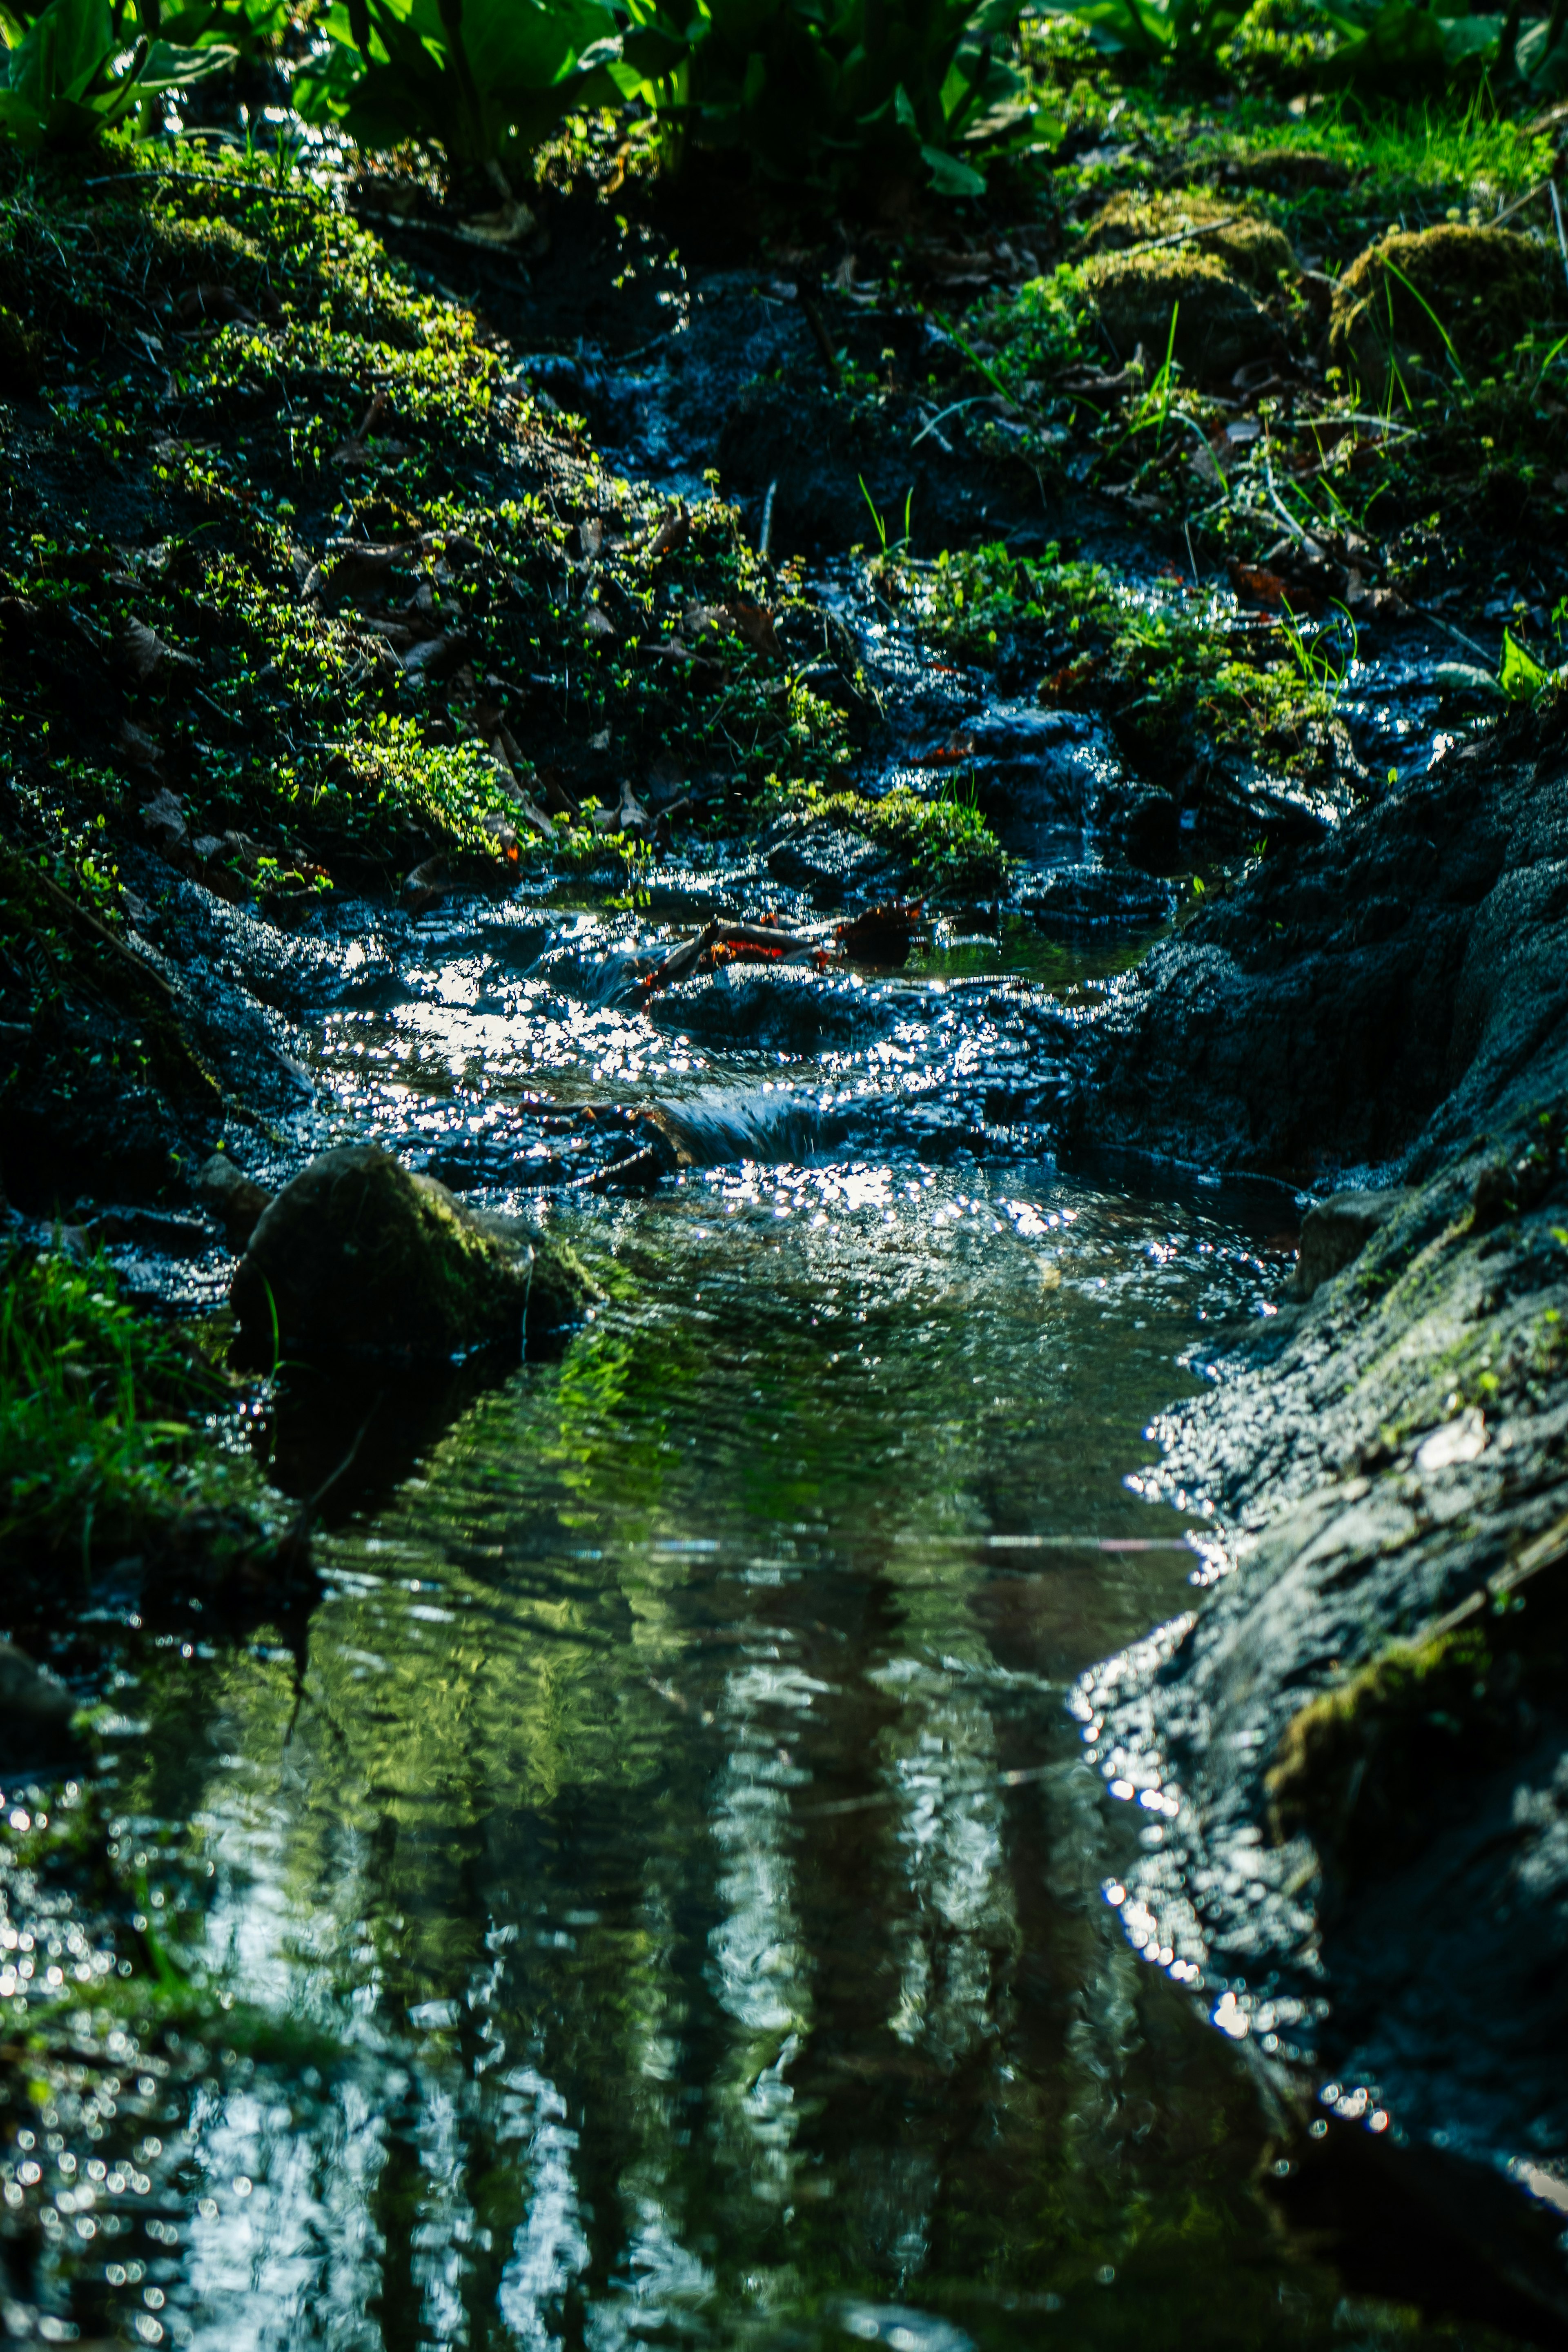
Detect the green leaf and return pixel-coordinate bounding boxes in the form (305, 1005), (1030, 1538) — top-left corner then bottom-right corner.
(137, 32), (234, 85)
(1499, 629), (1557, 700)
(922, 136), (984, 194)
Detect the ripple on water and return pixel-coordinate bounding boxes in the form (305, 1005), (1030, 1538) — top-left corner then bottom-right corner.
(5, 1168), (1501, 2351)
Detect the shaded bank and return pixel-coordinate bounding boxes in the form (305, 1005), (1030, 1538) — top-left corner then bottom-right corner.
(1065, 702), (1568, 2283)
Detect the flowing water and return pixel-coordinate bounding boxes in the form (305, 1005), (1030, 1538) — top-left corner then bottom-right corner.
(2, 1099), (1515, 2350)
(0, 272), (1512, 2350)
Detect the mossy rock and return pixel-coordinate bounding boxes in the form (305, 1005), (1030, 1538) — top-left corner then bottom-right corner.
(1080, 247), (1279, 383)
(1329, 225), (1560, 399)
(1082, 190), (1297, 294)
(230, 1144), (595, 1363)
(1263, 1618), (1535, 1888)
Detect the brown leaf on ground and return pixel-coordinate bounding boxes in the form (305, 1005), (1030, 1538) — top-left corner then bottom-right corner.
(618, 782), (652, 836)
(1227, 559), (1288, 606)
(584, 606), (618, 640)
(537, 766), (581, 820)
(399, 634), (463, 675)
(729, 601), (781, 658)
(403, 854), (449, 913)
(174, 283), (257, 328)
(120, 616), (195, 683)
(915, 735), (978, 767)
(140, 788), (187, 853)
(115, 717), (161, 767)
(647, 504), (691, 560)
(319, 543), (408, 604)
(332, 389), (390, 465)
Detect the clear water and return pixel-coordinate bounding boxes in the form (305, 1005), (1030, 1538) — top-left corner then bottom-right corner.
(0, 1154), (1514, 2350)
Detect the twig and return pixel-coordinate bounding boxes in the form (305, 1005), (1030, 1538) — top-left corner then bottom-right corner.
(1111, 218), (1234, 264)
(1492, 177), (1553, 230)
(83, 169), (312, 196)
(35, 871), (173, 998)
(1401, 601), (1495, 666)
(911, 395), (987, 449)
(795, 286), (841, 388)
(1550, 183), (1568, 301)
(1261, 434), (1321, 551)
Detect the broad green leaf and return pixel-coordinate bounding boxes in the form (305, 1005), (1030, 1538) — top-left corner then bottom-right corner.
(1499, 629), (1557, 699)
(137, 33), (235, 85)
(922, 135), (983, 192)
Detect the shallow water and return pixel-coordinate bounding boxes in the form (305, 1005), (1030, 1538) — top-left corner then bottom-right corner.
(2, 272), (1517, 2347)
(0, 1151), (1517, 2350)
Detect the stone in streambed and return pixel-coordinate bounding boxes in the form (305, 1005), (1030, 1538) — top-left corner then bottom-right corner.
(230, 1144), (594, 1361)
(1330, 225), (1559, 403)
(1081, 247), (1278, 383)
(1289, 1188), (1406, 1300)
(197, 1149), (274, 1250)
(0, 1642), (80, 1775)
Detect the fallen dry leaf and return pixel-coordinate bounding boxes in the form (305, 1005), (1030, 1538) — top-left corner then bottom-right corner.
(647, 504), (691, 560)
(120, 617), (195, 683)
(1227, 560), (1288, 606)
(729, 601), (782, 658)
(115, 717), (161, 767)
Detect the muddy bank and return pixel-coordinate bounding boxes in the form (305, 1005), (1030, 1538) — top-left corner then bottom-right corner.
(1065, 704), (1568, 2263)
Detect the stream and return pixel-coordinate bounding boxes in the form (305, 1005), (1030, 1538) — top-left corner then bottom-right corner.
(0, 238), (1515, 2352)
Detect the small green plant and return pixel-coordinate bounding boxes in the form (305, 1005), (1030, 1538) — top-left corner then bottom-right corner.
(858, 475), (914, 555)
(607, 833), (653, 909)
(1499, 628), (1565, 701)
(0, 1247), (222, 1567)
(0, 0), (232, 147)
(1278, 597), (1357, 690)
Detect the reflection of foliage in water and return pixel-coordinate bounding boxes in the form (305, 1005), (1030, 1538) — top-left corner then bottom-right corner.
(0, 1179), (1515, 2348)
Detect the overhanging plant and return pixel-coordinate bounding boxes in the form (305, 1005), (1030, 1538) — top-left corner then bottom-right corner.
(0, 0), (234, 145)
(294, 0), (629, 206)
(617, 0), (1032, 196)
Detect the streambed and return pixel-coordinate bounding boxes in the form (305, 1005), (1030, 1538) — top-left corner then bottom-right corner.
(2, 229), (1528, 2352)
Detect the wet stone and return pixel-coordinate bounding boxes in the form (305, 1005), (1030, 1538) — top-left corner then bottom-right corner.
(230, 1143), (542, 1364)
(1290, 1189), (1407, 1300)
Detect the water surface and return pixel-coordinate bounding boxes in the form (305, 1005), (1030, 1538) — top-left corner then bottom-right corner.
(2, 1161), (1513, 2350)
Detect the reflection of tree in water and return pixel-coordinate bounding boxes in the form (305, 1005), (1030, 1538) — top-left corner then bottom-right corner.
(74, 1184), (1454, 2351)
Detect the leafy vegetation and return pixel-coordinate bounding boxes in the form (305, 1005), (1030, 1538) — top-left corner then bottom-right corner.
(1036, 0), (1568, 90)
(295, 0), (629, 201)
(617, 0), (1031, 194)
(0, 1245), (247, 1566)
(0, 0), (232, 147)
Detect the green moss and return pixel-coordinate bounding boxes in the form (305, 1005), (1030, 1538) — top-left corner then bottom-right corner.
(1081, 189), (1297, 292)
(768, 775), (1008, 898)
(1265, 1621), (1500, 1871)
(1330, 224), (1561, 402)
(892, 542), (1341, 778)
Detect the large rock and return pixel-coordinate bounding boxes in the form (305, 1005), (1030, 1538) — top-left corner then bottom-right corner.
(0, 1643), (80, 1776)
(1082, 190), (1297, 294)
(1289, 1187), (1406, 1298)
(1081, 247), (1280, 383)
(1066, 713), (1568, 1186)
(196, 1149), (274, 1250)
(1330, 225), (1559, 401)
(230, 1145), (592, 1361)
